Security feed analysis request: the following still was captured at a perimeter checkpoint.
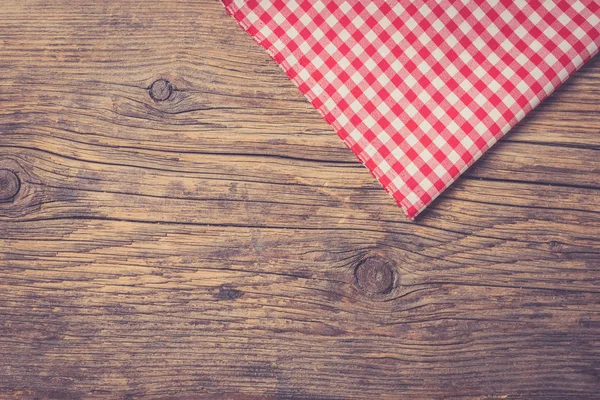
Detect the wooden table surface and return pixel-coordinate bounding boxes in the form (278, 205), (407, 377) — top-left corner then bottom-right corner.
(1, 1), (599, 399)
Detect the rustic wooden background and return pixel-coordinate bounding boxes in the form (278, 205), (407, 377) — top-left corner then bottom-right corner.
(1, 1), (599, 399)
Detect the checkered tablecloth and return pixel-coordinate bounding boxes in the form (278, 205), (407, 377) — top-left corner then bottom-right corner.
(221, 0), (600, 219)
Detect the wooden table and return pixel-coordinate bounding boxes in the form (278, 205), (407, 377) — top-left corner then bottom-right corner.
(1, 1), (599, 398)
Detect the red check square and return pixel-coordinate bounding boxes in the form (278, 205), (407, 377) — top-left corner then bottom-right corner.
(222, 0), (600, 219)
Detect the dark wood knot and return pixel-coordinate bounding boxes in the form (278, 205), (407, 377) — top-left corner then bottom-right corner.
(355, 256), (395, 295)
(548, 240), (563, 252)
(0, 169), (20, 202)
(148, 79), (173, 102)
(214, 285), (244, 301)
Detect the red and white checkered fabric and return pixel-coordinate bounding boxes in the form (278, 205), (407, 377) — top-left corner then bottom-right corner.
(221, 0), (600, 219)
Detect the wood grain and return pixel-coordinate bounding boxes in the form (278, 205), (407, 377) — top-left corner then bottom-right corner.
(1, 1), (599, 399)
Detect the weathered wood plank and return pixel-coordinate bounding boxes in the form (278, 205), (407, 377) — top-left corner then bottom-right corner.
(1, 1), (599, 399)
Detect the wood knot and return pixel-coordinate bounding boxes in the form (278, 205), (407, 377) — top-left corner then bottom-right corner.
(355, 256), (395, 295)
(214, 285), (244, 301)
(0, 169), (20, 202)
(148, 79), (173, 102)
(548, 240), (563, 252)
